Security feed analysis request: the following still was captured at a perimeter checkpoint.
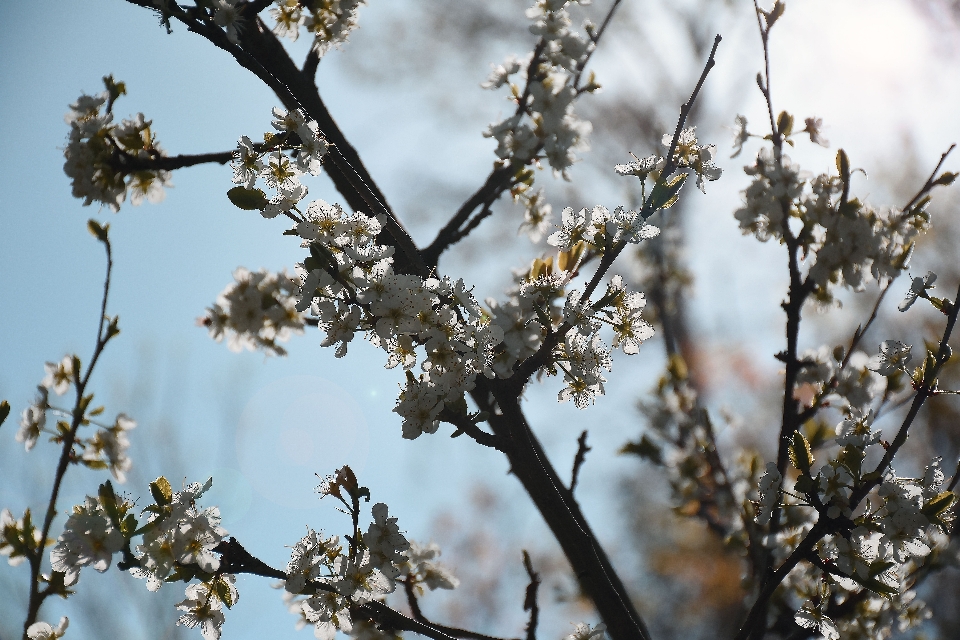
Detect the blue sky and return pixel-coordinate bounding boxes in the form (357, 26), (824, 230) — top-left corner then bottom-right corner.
(2, 1), (960, 639)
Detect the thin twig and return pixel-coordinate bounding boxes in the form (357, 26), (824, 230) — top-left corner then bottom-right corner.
(401, 578), (519, 640)
(572, 0), (624, 89)
(851, 281), (960, 504)
(661, 34), (722, 178)
(440, 409), (508, 452)
(569, 430), (591, 494)
(24, 231), (115, 638)
(795, 280), (893, 425)
(901, 143), (956, 213)
(425, 2), (627, 266)
(521, 551), (541, 640)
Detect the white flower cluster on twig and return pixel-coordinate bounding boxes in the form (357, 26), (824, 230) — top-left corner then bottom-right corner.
(63, 79), (171, 212)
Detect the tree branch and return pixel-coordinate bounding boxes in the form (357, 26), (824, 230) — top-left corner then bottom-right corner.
(568, 430), (591, 494)
(475, 381), (653, 640)
(521, 551), (541, 640)
(398, 579), (518, 640)
(124, 0), (429, 277)
(425, 1), (627, 267)
(24, 231), (115, 639)
(210, 537), (479, 640)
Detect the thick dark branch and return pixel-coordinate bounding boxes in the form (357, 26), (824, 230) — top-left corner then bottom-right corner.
(302, 47), (321, 79)
(521, 551), (541, 640)
(113, 149), (235, 173)
(124, 0), (428, 277)
(568, 430), (591, 494)
(474, 380), (652, 640)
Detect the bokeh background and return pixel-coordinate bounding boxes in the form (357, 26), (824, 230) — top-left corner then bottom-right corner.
(3, 1), (960, 639)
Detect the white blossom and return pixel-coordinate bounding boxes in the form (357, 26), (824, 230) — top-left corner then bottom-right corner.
(26, 617), (69, 640)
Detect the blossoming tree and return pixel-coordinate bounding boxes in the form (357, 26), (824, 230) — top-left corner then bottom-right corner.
(2, 1), (959, 640)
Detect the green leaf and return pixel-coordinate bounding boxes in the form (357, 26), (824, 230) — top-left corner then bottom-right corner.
(836, 149), (850, 182)
(121, 513), (139, 537)
(795, 474), (815, 495)
(215, 577), (236, 608)
(776, 111), (794, 138)
(762, 1), (786, 29)
(99, 481), (121, 524)
(102, 75), (127, 102)
(789, 431), (813, 473)
(0, 400), (9, 429)
(646, 173), (686, 212)
(923, 491), (957, 519)
(87, 219), (109, 242)
(868, 560), (896, 578)
(933, 171), (958, 187)
(150, 476), (173, 506)
(620, 435), (663, 465)
(227, 186), (268, 211)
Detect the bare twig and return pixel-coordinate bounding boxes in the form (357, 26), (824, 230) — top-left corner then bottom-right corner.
(401, 578), (519, 640)
(440, 408), (508, 452)
(521, 551), (541, 640)
(569, 430), (591, 494)
(661, 34), (722, 178)
(901, 143), (956, 213)
(573, 0), (623, 85)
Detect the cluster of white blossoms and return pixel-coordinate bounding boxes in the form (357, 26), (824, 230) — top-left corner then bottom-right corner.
(268, 0), (366, 56)
(293, 206), (504, 438)
(214, 108), (672, 444)
(277, 470), (458, 640)
(281, 530), (459, 640)
(482, 0), (596, 177)
(794, 346), (882, 413)
(26, 617), (69, 640)
(732, 115), (930, 304)
(615, 127), (722, 195)
(63, 78), (171, 212)
(15, 356), (136, 482)
(751, 405), (956, 639)
(229, 106), (330, 218)
(563, 622), (607, 640)
(50, 496), (125, 586)
(131, 478), (229, 592)
(201, 267), (305, 356)
(50, 478), (235, 640)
